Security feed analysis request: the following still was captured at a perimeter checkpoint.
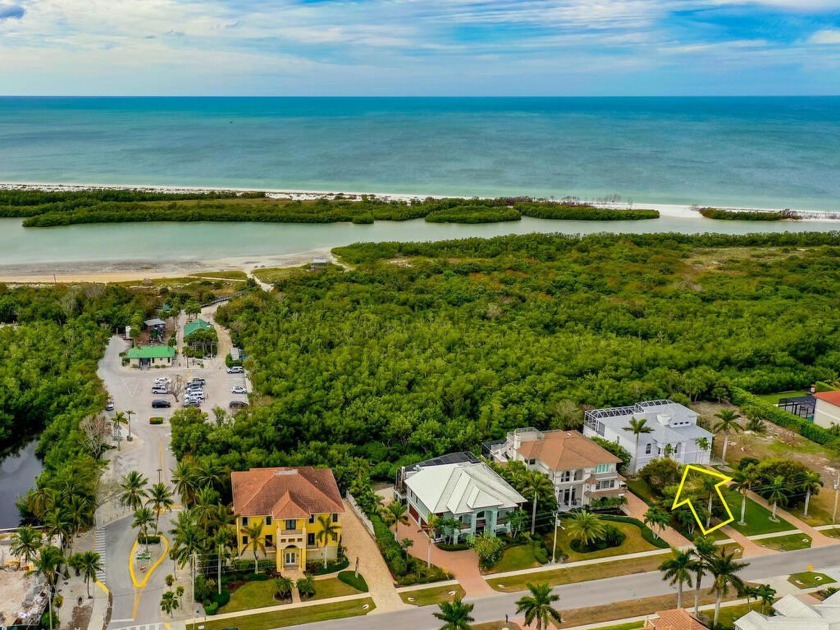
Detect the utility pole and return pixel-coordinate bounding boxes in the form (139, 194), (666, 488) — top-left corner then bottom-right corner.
(833, 476), (839, 524)
(218, 542), (223, 595)
(551, 512), (564, 563)
(126, 410), (134, 440)
(191, 551), (197, 626)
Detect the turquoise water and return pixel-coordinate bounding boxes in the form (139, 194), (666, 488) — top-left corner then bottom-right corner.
(1, 97), (840, 210)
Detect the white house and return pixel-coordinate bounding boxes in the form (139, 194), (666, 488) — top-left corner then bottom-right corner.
(394, 452), (525, 541)
(583, 400), (713, 474)
(488, 428), (625, 511)
(735, 592), (840, 630)
(813, 391), (840, 429)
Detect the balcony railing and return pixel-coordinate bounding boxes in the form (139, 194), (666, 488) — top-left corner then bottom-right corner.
(280, 529), (303, 536)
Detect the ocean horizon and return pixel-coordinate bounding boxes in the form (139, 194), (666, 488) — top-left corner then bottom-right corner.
(2, 96), (839, 211)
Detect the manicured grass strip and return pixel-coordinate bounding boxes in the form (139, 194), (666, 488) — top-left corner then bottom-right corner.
(759, 533), (812, 551)
(399, 584), (466, 606)
(625, 478), (657, 505)
(192, 597), (375, 630)
(487, 544), (542, 574)
(555, 590), (742, 628)
(723, 489), (794, 536)
(534, 518), (662, 568)
(788, 571), (835, 589)
(337, 570), (368, 592)
(218, 579), (278, 613)
(310, 575), (366, 601)
(487, 554), (667, 592)
(821, 527), (840, 538)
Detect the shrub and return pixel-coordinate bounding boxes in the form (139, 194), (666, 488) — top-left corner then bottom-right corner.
(640, 458), (681, 494)
(296, 575), (316, 599)
(204, 602), (219, 615)
(337, 570), (369, 592)
(149, 417), (164, 425)
(437, 543), (471, 552)
(601, 515), (670, 549)
(138, 534), (161, 544)
(469, 532), (506, 570)
(232, 558), (274, 573)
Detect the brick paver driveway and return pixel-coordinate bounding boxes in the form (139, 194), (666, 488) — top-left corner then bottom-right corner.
(342, 501), (410, 613)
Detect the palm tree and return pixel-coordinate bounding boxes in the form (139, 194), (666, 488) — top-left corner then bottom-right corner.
(695, 437), (711, 453)
(160, 590), (179, 617)
(42, 508), (72, 552)
(515, 582), (562, 630)
(112, 411), (128, 450)
(274, 575), (294, 601)
(766, 475), (790, 521)
(643, 505), (670, 540)
(755, 583), (776, 614)
(26, 487), (57, 520)
(659, 547), (694, 608)
(520, 470), (554, 535)
(440, 516), (462, 545)
(172, 459), (199, 506)
(212, 526), (235, 594)
(422, 514), (441, 568)
(382, 502), (410, 540)
(125, 409), (135, 440)
(240, 520), (265, 574)
(133, 506), (156, 553)
(316, 515), (341, 569)
(708, 551), (749, 628)
(76, 550), (102, 598)
(698, 474), (720, 531)
(623, 416), (653, 472)
(566, 511), (606, 548)
(195, 460), (223, 492)
(193, 486), (221, 533)
(29, 545), (64, 594)
(10, 525), (42, 567)
(148, 482), (174, 535)
(169, 511), (205, 578)
(800, 471), (823, 518)
(64, 494), (92, 554)
(731, 465), (759, 526)
(713, 409), (742, 462)
(508, 509), (528, 538)
(433, 596), (475, 630)
(692, 535), (716, 616)
(118, 471), (149, 512)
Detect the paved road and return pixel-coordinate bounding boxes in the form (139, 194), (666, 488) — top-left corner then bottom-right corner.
(281, 545), (840, 630)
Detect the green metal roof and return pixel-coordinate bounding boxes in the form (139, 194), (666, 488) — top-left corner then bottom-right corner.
(184, 318), (214, 338)
(127, 345), (176, 359)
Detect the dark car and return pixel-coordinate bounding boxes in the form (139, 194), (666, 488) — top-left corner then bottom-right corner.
(151, 399), (172, 409)
(229, 400), (248, 410)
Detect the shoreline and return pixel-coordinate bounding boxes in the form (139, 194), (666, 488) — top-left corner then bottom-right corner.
(1, 181), (839, 285)
(2, 181), (839, 220)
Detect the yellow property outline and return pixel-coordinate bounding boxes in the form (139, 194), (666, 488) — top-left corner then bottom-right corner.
(671, 465), (734, 535)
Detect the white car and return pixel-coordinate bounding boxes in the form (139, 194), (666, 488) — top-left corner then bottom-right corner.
(151, 387), (169, 395)
(154, 377), (171, 384)
(227, 366), (244, 374)
(187, 391), (205, 401)
(231, 385), (247, 394)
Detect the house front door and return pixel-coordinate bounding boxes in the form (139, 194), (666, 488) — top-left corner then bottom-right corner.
(284, 550), (298, 567)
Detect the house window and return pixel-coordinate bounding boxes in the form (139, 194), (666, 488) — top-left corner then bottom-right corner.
(242, 535), (249, 545)
(559, 471), (571, 482)
(265, 535), (274, 547)
(242, 516), (249, 526)
(594, 464), (610, 474)
(265, 516), (272, 526)
(285, 519), (297, 531)
(309, 514), (315, 523)
(528, 458), (536, 465)
(307, 533), (315, 546)
(596, 480), (614, 490)
(332, 513), (339, 523)
(675, 443), (681, 455)
(645, 444), (652, 455)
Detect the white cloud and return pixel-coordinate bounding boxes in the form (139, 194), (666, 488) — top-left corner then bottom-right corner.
(809, 29), (840, 45)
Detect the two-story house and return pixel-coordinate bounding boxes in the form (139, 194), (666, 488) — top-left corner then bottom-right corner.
(583, 400), (713, 474)
(231, 467), (345, 573)
(394, 452), (525, 542)
(489, 428), (625, 510)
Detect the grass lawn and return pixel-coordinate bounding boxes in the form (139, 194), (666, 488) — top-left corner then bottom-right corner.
(626, 478), (657, 505)
(487, 553), (666, 592)
(486, 544), (542, 574)
(399, 584), (466, 606)
(310, 575), (367, 601)
(759, 533), (812, 551)
(699, 603), (754, 629)
(722, 489), (795, 536)
(189, 270), (248, 280)
(754, 391), (808, 405)
(253, 267), (298, 284)
(788, 571), (836, 589)
(474, 623), (522, 630)
(219, 579), (282, 613)
(821, 527), (840, 538)
(193, 597), (375, 630)
(540, 519), (659, 564)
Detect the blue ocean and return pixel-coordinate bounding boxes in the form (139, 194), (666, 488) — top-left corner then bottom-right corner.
(1, 97), (839, 210)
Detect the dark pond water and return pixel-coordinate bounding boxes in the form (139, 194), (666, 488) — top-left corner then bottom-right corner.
(0, 441), (43, 528)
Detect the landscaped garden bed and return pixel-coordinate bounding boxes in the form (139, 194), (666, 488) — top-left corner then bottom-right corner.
(759, 533), (812, 551)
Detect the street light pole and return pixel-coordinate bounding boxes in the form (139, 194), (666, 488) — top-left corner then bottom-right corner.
(833, 476), (839, 524)
(551, 512), (565, 563)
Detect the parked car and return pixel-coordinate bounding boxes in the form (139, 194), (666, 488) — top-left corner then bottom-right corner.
(105, 399), (115, 411)
(231, 385), (247, 394)
(155, 377), (172, 384)
(151, 387), (169, 395)
(187, 392), (205, 401)
(229, 400), (248, 410)
(183, 400), (200, 408)
(189, 378), (206, 386)
(152, 399), (172, 409)
(227, 366), (244, 374)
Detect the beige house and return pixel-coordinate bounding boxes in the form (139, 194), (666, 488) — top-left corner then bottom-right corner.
(813, 391), (840, 429)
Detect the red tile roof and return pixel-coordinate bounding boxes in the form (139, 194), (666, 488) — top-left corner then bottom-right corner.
(646, 609), (709, 630)
(515, 430), (620, 471)
(815, 391), (840, 407)
(231, 467), (345, 520)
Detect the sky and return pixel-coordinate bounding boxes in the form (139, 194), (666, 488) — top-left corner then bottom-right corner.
(0, 0), (839, 95)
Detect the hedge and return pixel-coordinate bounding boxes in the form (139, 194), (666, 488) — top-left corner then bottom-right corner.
(369, 512), (450, 585)
(138, 535), (161, 544)
(338, 570), (369, 592)
(437, 543), (471, 552)
(231, 558), (275, 573)
(149, 417), (164, 425)
(601, 515), (670, 549)
(308, 557), (350, 576)
(730, 387), (840, 449)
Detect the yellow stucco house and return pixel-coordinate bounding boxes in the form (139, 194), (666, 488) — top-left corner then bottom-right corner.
(231, 467), (345, 572)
